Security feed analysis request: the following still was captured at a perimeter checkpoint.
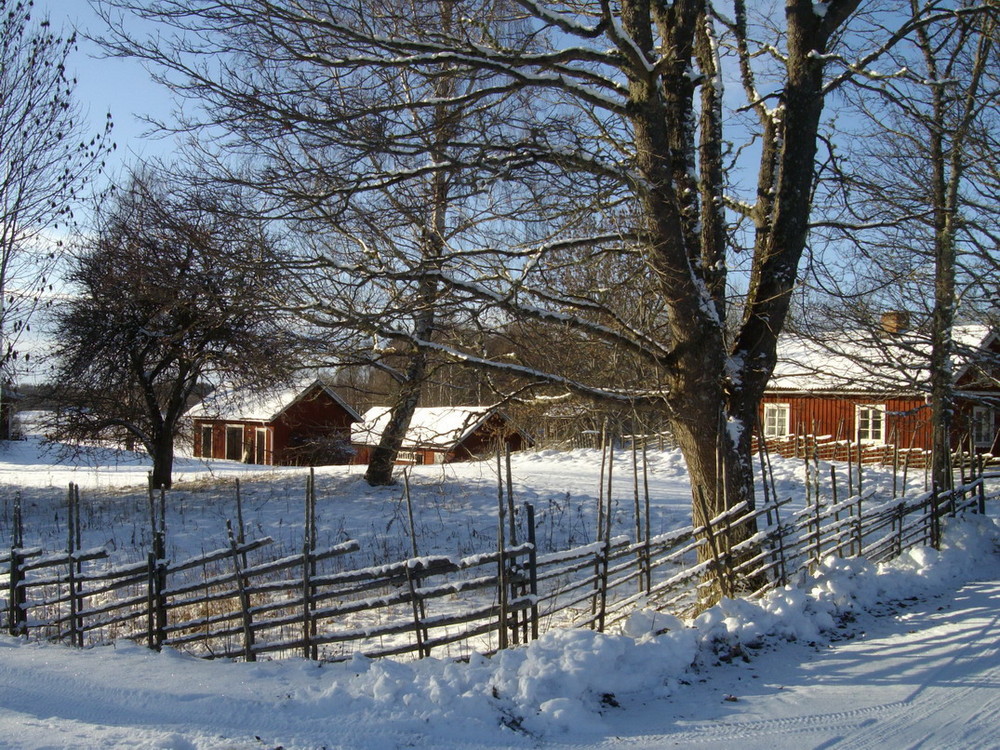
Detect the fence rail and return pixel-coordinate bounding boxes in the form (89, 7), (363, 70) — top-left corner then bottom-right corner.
(3, 470), (994, 663)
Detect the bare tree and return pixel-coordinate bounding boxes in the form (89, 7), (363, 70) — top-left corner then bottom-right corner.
(95, 0), (958, 594)
(0, 0), (113, 407)
(96, 0), (539, 485)
(49, 172), (295, 488)
(804, 1), (999, 491)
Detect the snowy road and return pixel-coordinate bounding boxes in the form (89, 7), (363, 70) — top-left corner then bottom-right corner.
(598, 578), (1000, 749)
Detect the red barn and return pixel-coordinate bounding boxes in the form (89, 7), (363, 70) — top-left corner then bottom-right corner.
(351, 405), (531, 465)
(187, 380), (362, 466)
(760, 320), (999, 462)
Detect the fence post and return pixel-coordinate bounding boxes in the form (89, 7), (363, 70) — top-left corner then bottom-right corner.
(8, 494), (26, 637)
(67, 552), (81, 648)
(977, 455), (986, 515)
(8, 548), (25, 636)
(853, 493), (863, 557)
(632, 438), (642, 594)
(146, 550), (167, 651)
(642, 442), (652, 594)
(930, 483), (941, 550)
(502, 445), (521, 646)
(495, 455), (510, 650)
(404, 563), (428, 658)
(830, 466), (842, 556)
(766, 494), (788, 587)
(227, 521), (255, 662)
(857, 441), (863, 495)
(695, 487), (731, 601)
(66, 484), (84, 647)
(896, 502), (905, 557)
(596, 538), (610, 632)
(847, 439), (855, 497)
(812, 490), (823, 569)
(525, 503), (539, 641)
(302, 470), (318, 661)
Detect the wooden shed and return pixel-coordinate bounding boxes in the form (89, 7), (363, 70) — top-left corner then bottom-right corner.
(187, 380), (362, 466)
(351, 405), (531, 465)
(760, 322), (999, 459)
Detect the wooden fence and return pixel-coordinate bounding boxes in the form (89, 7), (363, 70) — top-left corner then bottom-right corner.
(758, 432), (997, 475)
(2, 472), (994, 663)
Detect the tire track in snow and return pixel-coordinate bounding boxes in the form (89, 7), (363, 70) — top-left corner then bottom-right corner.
(658, 701), (904, 745)
(645, 580), (1000, 749)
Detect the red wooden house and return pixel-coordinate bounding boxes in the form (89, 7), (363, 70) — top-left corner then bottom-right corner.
(351, 405), (531, 465)
(760, 319), (999, 461)
(187, 380), (362, 466)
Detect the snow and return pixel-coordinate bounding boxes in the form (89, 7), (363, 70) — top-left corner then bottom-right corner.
(352, 405), (500, 450)
(770, 324), (993, 393)
(185, 378), (362, 423)
(0, 436), (997, 749)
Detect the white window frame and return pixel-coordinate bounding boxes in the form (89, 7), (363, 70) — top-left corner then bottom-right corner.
(856, 404), (885, 444)
(762, 403), (790, 438)
(971, 406), (995, 448)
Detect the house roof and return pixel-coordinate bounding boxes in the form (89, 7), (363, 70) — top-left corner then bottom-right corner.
(768, 324), (996, 395)
(186, 379), (362, 423)
(351, 405), (502, 450)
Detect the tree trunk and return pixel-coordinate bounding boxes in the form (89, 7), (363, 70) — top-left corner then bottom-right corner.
(364, 30), (454, 486)
(150, 434), (175, 490)
(668, 371), (763, 604)
(364, 350), (429, 486)
(929, 289), (954, 501)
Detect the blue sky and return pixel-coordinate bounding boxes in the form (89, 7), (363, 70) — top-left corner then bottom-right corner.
(34, 0), (178, 179)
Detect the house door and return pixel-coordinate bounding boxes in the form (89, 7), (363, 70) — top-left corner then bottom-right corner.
(200, 425), (214, 458)
(225, 426), (244, 461)
(254, 428), (269, 464)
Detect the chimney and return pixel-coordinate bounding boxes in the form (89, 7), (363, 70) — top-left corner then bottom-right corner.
(880, 310), (910, 335)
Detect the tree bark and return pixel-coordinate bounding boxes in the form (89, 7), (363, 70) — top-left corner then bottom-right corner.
(364, 348), (431, 486)
(150, 433), (175, 490)
(364, 7), (455, 486)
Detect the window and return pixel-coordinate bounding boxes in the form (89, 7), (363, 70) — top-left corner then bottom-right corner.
(397, 450), (425, 465)
(199, 425), (214, 458)
(972, 407), (996, 448)
(763, 403), (790, 438)
(225, 426), (244, 461)
(856, 405), (884, 444)
(254, 428), (269, 464)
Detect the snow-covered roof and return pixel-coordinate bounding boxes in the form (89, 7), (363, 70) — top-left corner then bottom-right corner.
(768, 324), (995, 395)
(185, 379), (362, 423)
(351, 405), (501, 450)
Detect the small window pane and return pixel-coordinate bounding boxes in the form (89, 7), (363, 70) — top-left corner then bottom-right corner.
(972, 407), (995, 447)
(857, 406), (884, 443)
(763, 404), (789, 438)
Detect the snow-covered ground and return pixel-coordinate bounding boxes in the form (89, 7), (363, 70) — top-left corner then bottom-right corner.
(0, 436), (997, 749)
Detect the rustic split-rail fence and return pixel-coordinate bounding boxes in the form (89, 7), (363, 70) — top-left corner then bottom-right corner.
(2, 448), (995, 664)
